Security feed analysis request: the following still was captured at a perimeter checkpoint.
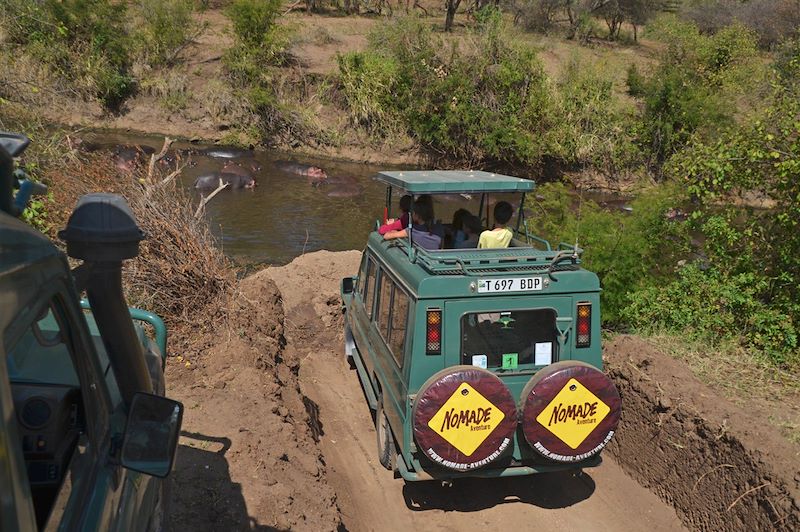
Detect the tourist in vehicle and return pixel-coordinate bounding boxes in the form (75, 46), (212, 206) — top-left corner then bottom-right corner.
(478, 201), (513, 249)
(448, 208), (471, 248)
(379, 194), (413, 235)
(456, 214), (482, 249)
(383, 199), (442, 250)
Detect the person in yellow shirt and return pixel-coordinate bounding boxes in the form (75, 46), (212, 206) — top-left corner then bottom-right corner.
(478, 201), (513, 249)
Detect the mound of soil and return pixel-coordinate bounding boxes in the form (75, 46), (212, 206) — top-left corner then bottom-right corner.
(166, 273), (341, 531)
(605, 336), (800, 530)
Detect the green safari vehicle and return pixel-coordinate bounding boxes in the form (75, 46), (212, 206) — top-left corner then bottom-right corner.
(1, 132), (182, 531)
(341, 170), (621, 481)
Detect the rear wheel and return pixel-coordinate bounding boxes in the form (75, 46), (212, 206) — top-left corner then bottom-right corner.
(376, 399), (395, 471)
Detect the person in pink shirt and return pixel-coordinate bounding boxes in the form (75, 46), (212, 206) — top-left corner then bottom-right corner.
(379, 195), (412, 235)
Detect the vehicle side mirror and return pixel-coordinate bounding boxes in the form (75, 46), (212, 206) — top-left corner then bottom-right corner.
(121, 392), (183, 478)
(341, 276), (354, 295)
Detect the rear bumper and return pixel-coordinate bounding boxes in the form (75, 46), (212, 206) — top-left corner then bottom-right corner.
(396, 452), (603, 482)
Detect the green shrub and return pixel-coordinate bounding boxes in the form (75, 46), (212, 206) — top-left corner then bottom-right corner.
(555, 58), (642, 176)
(623, 265), (798, 366)
(633, 16), (761, 166)
(625, 63), (646, 97)
(339, 16), (560, 165)
(224, 0), (292, 84)
(529, 182), (690, 323)
(3, 0), (133, 108)
(132, 0), (196, 66)
(336, 52), (401, 137)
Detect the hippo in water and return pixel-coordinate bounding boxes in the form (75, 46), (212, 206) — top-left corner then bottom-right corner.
(326, 184), (362, 198)
(275, 160), (327, 182)
(194, 172), (256, 190)
(222, 160), (262, 176)
(113, 144), (156, 172)
(201, 146), (254, 159)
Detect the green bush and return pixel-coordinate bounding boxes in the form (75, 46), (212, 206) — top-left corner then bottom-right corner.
(338, 16), (560, 165)
(634, 16), (761, 166)
(623, 265), (798, 366)
(132, 0), (196, 66)
(336, 52), (401, 137)
(661, 62), (800, 367)
(528, 182), (690, 323)
(555, 58), (642, 176)
(224, 0), (292, 87)
(625, 63), (646, 97)
(3, 0), (133, 108)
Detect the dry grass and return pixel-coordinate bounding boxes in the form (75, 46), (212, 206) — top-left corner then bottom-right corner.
(633, 332), (800, 444)
(43, 148), (236, 354)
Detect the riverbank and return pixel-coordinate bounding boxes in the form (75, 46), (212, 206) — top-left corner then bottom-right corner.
(7, 6), (655, 177)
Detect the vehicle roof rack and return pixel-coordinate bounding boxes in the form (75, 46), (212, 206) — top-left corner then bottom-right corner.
(391, 243), (583, 276)
(375, 170), (535, 194)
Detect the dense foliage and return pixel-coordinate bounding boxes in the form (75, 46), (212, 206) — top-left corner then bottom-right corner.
(3, 0), (133, 108)
(1, 0), (197, 109)
(630, 17), (762, 167)
(339, 14), (559, 165)
(338, 12), (635, 172)
(222, 0), (298, 140)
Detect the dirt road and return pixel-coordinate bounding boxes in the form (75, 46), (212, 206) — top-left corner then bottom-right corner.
(264, 251), (685, 532)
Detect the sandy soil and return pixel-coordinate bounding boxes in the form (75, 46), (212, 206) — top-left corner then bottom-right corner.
(164, 274), (341, 531)
(262, 251), (685, 531)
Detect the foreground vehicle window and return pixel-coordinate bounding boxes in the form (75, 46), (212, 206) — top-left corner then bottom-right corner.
(460, 309), (558, 369)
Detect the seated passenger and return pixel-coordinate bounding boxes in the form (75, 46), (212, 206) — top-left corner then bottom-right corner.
(478, 201), (513, 249)
(379, 194), (412, 235)
(383, 199), (442, 250)
(449, 208), (471, 248)
(456, 214), (482, 249)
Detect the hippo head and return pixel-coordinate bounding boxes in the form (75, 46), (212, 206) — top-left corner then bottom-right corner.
(308, 166), (327, 179)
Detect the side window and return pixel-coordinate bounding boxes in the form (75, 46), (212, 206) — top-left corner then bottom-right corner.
(377, 271), (393, 338)
(388, 288), (409, 367)
(364, 258), (377, 318)
(5, 296), (90, 529)
(356, 253), (368, 298)
(6, 302), (79, 386)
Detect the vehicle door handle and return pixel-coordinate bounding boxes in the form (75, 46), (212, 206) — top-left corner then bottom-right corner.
(556, 317), (572, 345)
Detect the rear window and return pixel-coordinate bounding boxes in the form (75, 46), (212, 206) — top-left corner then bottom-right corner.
(460, 309), (558, 370)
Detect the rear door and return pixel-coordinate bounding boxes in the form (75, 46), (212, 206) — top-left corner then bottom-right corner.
(443, 296), (573, 393)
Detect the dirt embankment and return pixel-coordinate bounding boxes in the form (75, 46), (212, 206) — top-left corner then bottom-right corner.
(605, 336), (800, 530)
(165, 273), (341, 531)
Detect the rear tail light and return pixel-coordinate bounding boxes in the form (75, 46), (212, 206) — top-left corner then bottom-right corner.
(426, 308), (442, 355)
(576, 302), (591, 348)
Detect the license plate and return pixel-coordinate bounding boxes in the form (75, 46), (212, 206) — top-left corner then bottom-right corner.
(477, 277), (543, 293)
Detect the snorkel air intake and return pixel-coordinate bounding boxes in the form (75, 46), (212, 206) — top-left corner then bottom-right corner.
(59, 194), (152, 408)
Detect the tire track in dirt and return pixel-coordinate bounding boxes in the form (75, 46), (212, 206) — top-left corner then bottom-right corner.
(263, 251), (685, 532)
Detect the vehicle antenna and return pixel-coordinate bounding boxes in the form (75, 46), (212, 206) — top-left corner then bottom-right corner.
(573, 185), (584, 259)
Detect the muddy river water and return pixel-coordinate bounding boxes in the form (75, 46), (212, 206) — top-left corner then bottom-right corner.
(85, 133), (551, 265)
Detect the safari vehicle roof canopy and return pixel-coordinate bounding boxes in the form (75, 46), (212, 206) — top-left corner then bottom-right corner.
(375, 170), (535, 194)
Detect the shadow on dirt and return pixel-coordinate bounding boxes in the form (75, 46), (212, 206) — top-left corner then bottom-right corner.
(167, 431), (284, 532)
(402, 470), (595, 512)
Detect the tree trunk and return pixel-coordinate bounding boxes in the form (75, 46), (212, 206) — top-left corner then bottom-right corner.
(445, 0), (462, 32)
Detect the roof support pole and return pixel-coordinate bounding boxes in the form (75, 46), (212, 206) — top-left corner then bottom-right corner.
(516, 193), (526, 236)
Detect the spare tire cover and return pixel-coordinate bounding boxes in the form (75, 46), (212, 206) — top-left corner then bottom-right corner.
(412, 366), (517, 471)
(521, 361), (621, 463)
